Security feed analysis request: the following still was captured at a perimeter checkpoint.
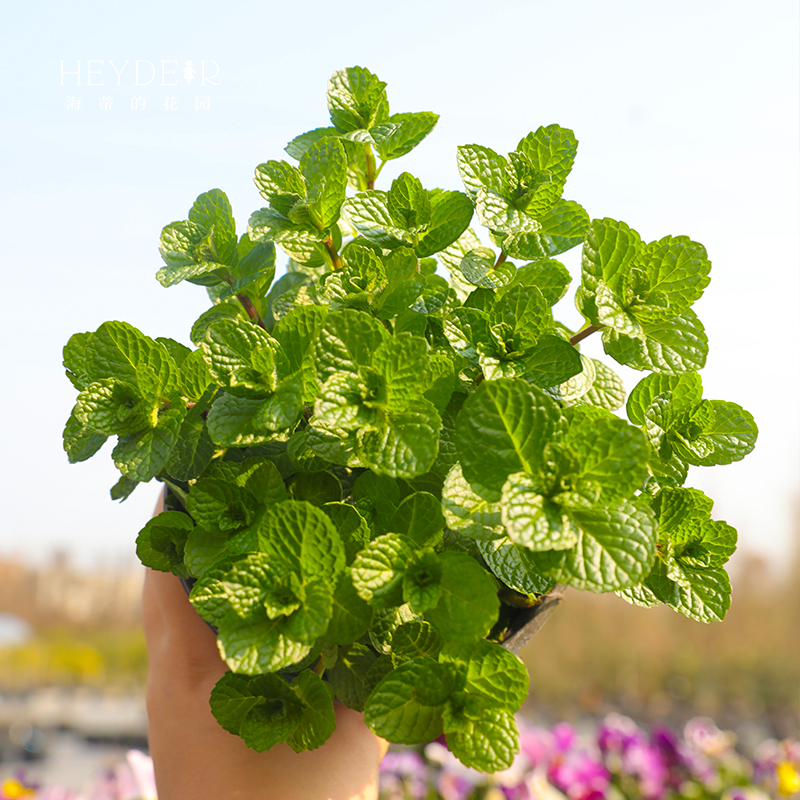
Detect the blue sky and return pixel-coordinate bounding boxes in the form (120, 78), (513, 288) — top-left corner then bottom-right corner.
(1, 0), (798, 571)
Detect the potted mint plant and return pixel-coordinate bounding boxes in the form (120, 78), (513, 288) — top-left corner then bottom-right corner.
(62, 66), (757, 772)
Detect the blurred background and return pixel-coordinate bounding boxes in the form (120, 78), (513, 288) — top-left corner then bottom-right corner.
(1, 0), (797, 790)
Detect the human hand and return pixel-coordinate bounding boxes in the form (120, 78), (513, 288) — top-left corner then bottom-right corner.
(142, 497), (388, 800)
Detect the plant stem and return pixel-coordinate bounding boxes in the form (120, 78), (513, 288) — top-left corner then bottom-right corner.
(236, 292), (266, 330)
(324, 236), (343, 270)
(493, 252), (508, 269)
(569, 324), (603, 346)
(365, 144), (376, 190)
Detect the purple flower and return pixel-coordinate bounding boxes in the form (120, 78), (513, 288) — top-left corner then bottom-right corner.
(597, 713), (645, 757)
(548, 749), (610, 800)
(380, 750), (430, 800)
(621, 741), (669, 800)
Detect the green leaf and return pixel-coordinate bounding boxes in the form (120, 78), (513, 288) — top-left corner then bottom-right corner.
(183, 527), (230, 578)
(63, 411), (108, 463)
(327, 66), (388, 133)
(351, 533), (415, 607)
(440, 460), (501, 544)
(672, 518), (737, 568)
(502, 200), (589, 260)
(74, 379), (149, 436)
(186, 478), (255, 533)
(572, 358), (626, 411)
(87, 321), (178, 395)
(135, 511), (193, 577)
(673, 400), (757, 466)
(254, 160), (306, 202)
(516, 125), (577, 190)
(403, 549), (444, 613)
(387, 173), (431, 231)
(286, 671), (337, 752)
(425, 551), (499, 642)
(324, 571), (373, 645)
(371, 111), (439, 160)
(626, 371), (703, 426)
(456, 378), (563, 492)
(389, 492), (445, 547)
(440, 639), (528, 711)
(322, 502), (370, 564)
(371, 334), (430, 411)
(445, 711), (517, 773)
(206, 389), (303, 446)
(257, 500), (346, 583)
(667, 564), (732, 622)
(357, 400), (441, 479)
(166, 416), (216, 481)
(327, 642), (380, 711)
(364, 657), (459, 744)
(563, 412), (649, 501)
(501, 472), (579, 550)
(456, 145), (508, 202)
(157, 220), (228, 287)
(544, 502), (657, 592)
(300, 137), (348, 229)
(503, 259), (571, 306)
(512, 334), (583, 388)
(390, 621), (444, 666)
(316, 309), (388, 380)
(210, 672), (296, 739)
(285, 127), (340, 161)
(603, 310), (708, 374)
(112, 406), (185, 481)
(477, 537), (555, 595)
(63, 331), (93, 390)
(415, 190), (474, 258)
(341, 191), (412, 249)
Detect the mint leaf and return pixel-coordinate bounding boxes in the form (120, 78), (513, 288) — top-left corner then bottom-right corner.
(456, 378), (563, 492)
(316, 309), (388, 380)
(456, 144), (508, 202)
(389, 492), (445, 547)
(603, 310), (708, 374)
(257, 500), (346, 583)
(477, 537), (555, 595)
(364, 657), (459, 744)
(135, 510), (193, 577)
(626, 372), (703, 426)
(327, 642), (380, 711)
(501, 472), (578, 550)
(357, 399), (441, 479)
(371, 112), (439, 160)
(324, 571), (372, 644)
(63, 411), (108, 463)
(502, 200), (589, 260)
(425, 551), (499, 642)
(543, 502), (657, 592)
(446, 711), (518, 773)
(390, 621), (444, 666)
(673, 400), (757, 466)
(300, 137), (348, 230)
(286, 670), (337, 752)
(403, 549), (443, 613)
(440, 639), (528, 711)
(112, 406), (185, 481)
(416, 190), (474, 258)
(351, 533), (415, 607)
(328, 66), (388, 133)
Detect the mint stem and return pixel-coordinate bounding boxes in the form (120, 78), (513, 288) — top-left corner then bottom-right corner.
(324, 236), (343, 270)
(493, 252), (507, 269)
(365, 144), (376, 190)
(570, 324), (603, 346)
(236, 292), (266, 330)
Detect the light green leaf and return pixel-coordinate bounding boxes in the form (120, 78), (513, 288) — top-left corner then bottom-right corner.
(364, 657), (459, 744)
(112, 406), (185, 481)
(327, 66), (388, 133)
(673, 400), (757, 466)
(603, 310), (708, 374)
(316, 309), (388, 380)
(477, 537), (555, 595)
(389, 492), (445, 547)
(357, 399), (441, 479)
(456, 145), (508, 202)
(371, 111), (439, 160)
(351, 533), (415, 607)
(501, 472), (578, 550)
(502, 200), (589, 260)
(456, 378), (563, 491)
(445, 711), (517, 773)
(286, 671), (337, 752)
(416, 190), (474, 258)
(545, 502), (657, 592)
(425, 551), (499, 642)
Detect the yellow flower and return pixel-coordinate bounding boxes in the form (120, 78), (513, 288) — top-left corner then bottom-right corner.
(1, 778), (37, 798)
(777, 759), (800, 796)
